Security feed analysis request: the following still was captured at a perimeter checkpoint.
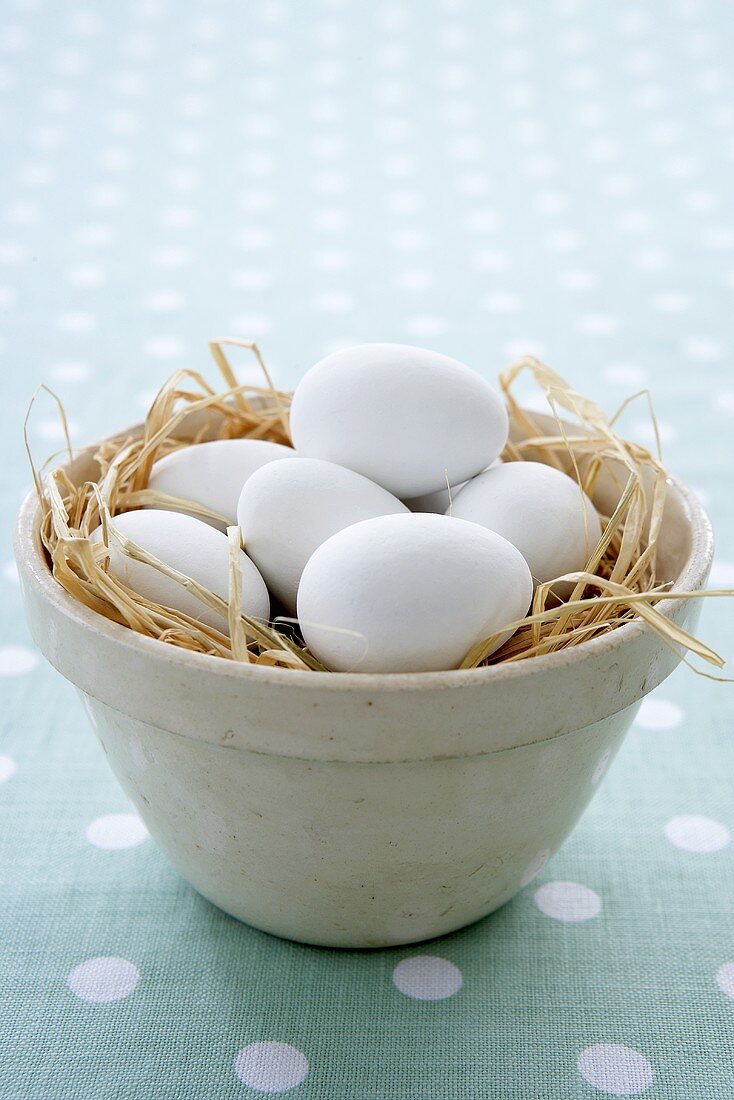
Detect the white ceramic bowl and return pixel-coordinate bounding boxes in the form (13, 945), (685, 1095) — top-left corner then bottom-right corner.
(14, 418), (713, 948)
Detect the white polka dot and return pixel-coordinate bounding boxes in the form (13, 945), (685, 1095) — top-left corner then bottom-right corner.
(31, 124), (65, 151)
(243, 150), (275, 176)
(0, 24), (29, 52)
(602, 363), (646, 386)
(78, 224), (116, 247)
(161, 206), (195, 229)
(565, 64), (597, 92)
(5, 201), (39, 224)
(0, 243), (27, 265)
(683, 337), (722, 361)
(632, 247), (670, 272)
(20, 161), (53, 187)
(374, 80), (405, 107)
(0, 645), (38, 676)
(395, 269), (433, 292)
(312, 248), (350, 272)
(546, 228), (583, 252)
(592, 746), (612, 785)
(233, 1042), (309, 1093)
(635, 698), (683, 730)
(404, 314), (448, 337)
(578, 314), (620, 336)
(68, 956), (140, 1003)
(376, 117), (411, 144)
(151, 246), (190, 268)
(0, 755), (17, 782)
(238, 227), (273, 250)
(520, 848), (550, 887)
(457, 171), (490, 197)
(49, 361), (91, 383)
(168, 166), (199, 192)
(652, 291), (689, 313)
(473, 249), (510, 272)
(57, 311), (95, 333)
(665, 154), (699, 180)
(630, 417), (676, 445)
(3, 560), (19, 584)
(578, 1044), (653, 1096)
(170, 131), (204, 158)
(35, 416), (79, 441)
(523, 153), (558, 178)
(601, 174), (636, 198)
(313, 291), (354, 313)
(503, 337), (546, 360)
(685, 190), (718, 214)
(514, 118), (545, 144)
(86, 813), (149, 850)
(390, 228), (428, 251)
(232, 269), (273, 291)
(699, 228), (734, 251)
(146, 290), (183, 312)
(560, 269), (597, 292)
(68, 10), (101, 36)
(617, 210), (654, 234)
(534, 191), (568, 215)
(386, 191), (421, 216)
(383, 153), (415, 178)
(648, 120), (679, 145)
(466, 209), (502, 234)
(229, 314), (272, 336)
(483, 291), (523, 314)
(716, 962), (734, 1000)
(145, 337), (186, 358)
(89, 184), (123, 209)
(68, 264), (105, 288)
(392, 956), (463, 1000)
(314, 208), (349, 232)
(311, 170), (345, 197)
(534, 880), (601, 921)
(664, 814), (730, 853)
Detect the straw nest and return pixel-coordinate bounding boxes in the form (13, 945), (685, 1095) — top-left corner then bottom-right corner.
(27, 337), (729, 675)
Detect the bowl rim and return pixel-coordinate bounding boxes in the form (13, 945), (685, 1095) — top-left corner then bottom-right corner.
(14, 436), (715, 695)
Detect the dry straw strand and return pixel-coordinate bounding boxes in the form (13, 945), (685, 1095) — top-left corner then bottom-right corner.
(26, 344), (731, 675)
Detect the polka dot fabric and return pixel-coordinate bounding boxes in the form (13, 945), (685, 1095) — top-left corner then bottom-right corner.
(1, 0), (733, 1096)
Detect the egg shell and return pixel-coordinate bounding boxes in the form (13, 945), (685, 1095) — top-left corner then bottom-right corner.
(449, 461), (601, 587)
(289, 343), (508, 497)
(237, 457), (408, 612)
(147, 438), (294, 528)
(297, 512), (533, 673)
(92, 509), (270, 633)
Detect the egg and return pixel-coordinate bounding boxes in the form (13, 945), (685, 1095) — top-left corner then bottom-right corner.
(449, 461), (601, 587)
(237, 457), (408, 612)
(92, 509), (270, 633)
(297, 513), (533, 673)
(289, 343), (508, 498)
(147, 438), (293, 527)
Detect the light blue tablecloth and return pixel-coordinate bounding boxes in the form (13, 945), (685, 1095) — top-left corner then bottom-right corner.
(1, 1), (733, 1096)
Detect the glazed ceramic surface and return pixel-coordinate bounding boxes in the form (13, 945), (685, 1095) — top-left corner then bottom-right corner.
(14, 416), (713, 947)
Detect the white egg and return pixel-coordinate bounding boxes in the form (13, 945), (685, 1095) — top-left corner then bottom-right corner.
(92, 509), (269, 633)
(147, 438), (293, 527)
(297, 513), (533, 673)
(289, 343), (508, 497)
(449, 461), (601, 587)
(237, 457), (408, 612)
